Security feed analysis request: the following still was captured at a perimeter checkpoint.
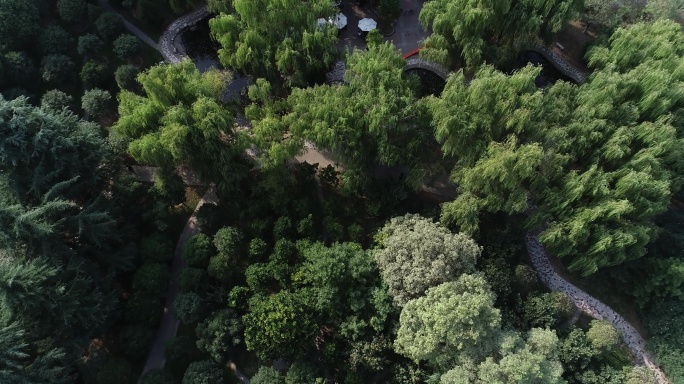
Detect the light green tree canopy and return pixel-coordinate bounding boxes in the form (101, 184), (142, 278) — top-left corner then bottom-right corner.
(418, 0), (582, 67)
(394, 274), (501, 370)
(373, 214), (480, 306)
(209, 0), (338, 86)
(114, 60), (249, 192)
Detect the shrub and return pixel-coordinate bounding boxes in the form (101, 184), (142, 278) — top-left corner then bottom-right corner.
(40, 90), (72, 112)
(179, 267), (206, 292)
(95, 12), (124, 41)
(78, 34), (105, 56)
(40, 54), (75, 84)
(248, 238), (268, 260)
(113, 34), (144, 60)
(213, 226), (243, 256)
(81, 88), (113, 117)
(182, 360), (223, 384)
(115, 64), (139, 90)
(80, 61), (110, 89)
(252, 366), (284, 384)
(3, 52), (37, 85)
(57, 0), (87, 22)
(183, 233), (214, 268)
(140, 233), (174, 263)
(173, 292), (204, 324)
(132, 262), (168, 296)
(38, 25), (74, 55)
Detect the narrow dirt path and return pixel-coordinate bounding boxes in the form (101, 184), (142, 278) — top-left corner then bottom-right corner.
(525, 234), (669, 384)
(140, 185), (218, 375)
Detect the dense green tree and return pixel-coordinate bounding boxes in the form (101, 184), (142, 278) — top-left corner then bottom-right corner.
(81, 88), (113, 118)
(243, 289), (319, 359)
(183, 234), (214, 268)
(114, 34), (144, 60)
(0, 0), (40, 50)
(40, 54), (75, 85)
(394, 274), (501, 370)
(38, 25), (75, 56)
(117, 325), (155, 359)
(78, 34), (105, 57)
(441, 329), (564, 384)
(57, 0), (87, 22)
(95, 358), (133, 384)
(132, 262), (168, 296)
(2, 52), (37, 86)
(140, 233), (173, 263)
(40, 90), (73, 112)
(95, 12), (124, 42)
(213, 226), (243, 258)
(195, 308), (243, 362)
(80, 61), (110, 89)
(0, 322), (69, 384)
(522, 292), (575, 328)
(586, 320), (620, 354)
(209, 0), (338, 85)
(643, 298), (684, 382)
(165, 335), (193, 365)
(285, 361), (325, 384)
(115, 64), (140, 90)
(179, 267), (206, 292)
(182, 360), (223, 384)
(114, 61), (248, 192)
(250, 42), (437, 188)
(173, 292), (205, 324)
(419, 0), (582, 67)
(373, 214), (480, 306)
(252, 366), (285, 384)
(140, 370), (174, 384)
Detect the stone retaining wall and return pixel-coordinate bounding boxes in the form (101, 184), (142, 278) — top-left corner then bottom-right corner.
(159, 5), (211, 63)
(531, 45), (588, 83)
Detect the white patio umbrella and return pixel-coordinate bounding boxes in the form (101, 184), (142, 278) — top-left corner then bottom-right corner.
(316, 18), (327, 30)
(358, 18), (377, 32)
(332, 13), (347, 29)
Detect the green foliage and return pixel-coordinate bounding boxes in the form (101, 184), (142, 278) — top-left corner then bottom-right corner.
(442, 329), (564, 384)
(209, 0), (338, 85)
(0, 0), (40, 50)
(183, 234), (214, 268)
(182, 360), (223, 384)
(2, 52), (37, 86)
(114, 34), (144, 60)
(379, 0), (400, 19)
(522, 292), (574, 328)
(214, 226), (243, 257)
(80, 61), (110, 89)
(419, 0), (582, 67)
(394, 274), (501, 370)
(78, 34), (105, 56)
(117, 325), (155, 360)
(140, 370), (174, 384)
(243, 289), (319, 359)
(0, 322), (69, 384)
(95, 12), (124, 41)
(57, 0), (87, 22)
(248, 238), (268, 260)
(285, 361), (325, 384)
(179, 267), (206, 292)
(40, 90), (73, 112)
(38, 25), (75, 55)
(165, 335), (193, 365)
(132, 262), (169, 296)
(373, 214), (480, 306)
(174, 292), (204, 324)
(586, 320), (620, 354)
(195, 308), (243, 362)
(95, 358), (133, 384)
(81, 88), (113, 117)
(140, 233), (173, 263)
(115, 64), (140, 90)
(150, 168), (185, 206)
(125, 291), (163, 327)
(40, 54), (75, 85)
(252, 366), (285, 384)
(114, 61), (248, 192)
(643, 298), (684, 382)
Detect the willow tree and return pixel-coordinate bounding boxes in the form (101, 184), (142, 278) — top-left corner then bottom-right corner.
(432, 21), (684, 275)
(114, 60), (249, 192)
(210, 0), (338, 87)
(249, 42), (437, 189)
(419, 0), (582, 67)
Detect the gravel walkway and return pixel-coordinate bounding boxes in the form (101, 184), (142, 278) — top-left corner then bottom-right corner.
(525, 233), (669, 384)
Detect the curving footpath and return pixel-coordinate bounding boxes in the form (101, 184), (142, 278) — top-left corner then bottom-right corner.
(158, 5), (210, 63)
(525, 233), (669, 384)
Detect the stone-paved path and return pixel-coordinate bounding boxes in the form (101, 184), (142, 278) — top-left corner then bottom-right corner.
(525, 234), (669, 384)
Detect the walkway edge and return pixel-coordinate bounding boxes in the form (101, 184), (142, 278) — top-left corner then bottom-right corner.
(525, 233), (669, 384)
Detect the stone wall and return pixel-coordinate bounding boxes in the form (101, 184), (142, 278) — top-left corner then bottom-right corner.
(159, 5), (211, 63)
